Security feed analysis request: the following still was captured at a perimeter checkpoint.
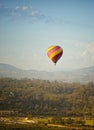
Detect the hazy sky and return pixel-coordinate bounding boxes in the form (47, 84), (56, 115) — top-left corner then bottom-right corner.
(0, 0), (94, 71)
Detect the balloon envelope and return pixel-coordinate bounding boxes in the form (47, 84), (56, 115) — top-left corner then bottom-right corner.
(47, 45), (63, 64)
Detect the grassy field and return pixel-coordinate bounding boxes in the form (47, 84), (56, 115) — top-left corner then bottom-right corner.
(0, 117), (94, 130)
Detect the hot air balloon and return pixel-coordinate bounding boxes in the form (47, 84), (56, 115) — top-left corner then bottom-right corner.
(46, 45), (63, 65)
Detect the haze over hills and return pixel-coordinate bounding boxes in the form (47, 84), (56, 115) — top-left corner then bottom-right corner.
(0, 63), (94, 83)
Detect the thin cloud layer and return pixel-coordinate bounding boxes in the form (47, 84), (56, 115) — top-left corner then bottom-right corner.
(0, 3), (53, 23)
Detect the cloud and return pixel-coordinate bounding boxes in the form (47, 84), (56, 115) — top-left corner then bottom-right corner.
(22, 6), (28, 11)
(81, 50), (89, 57)
(31, 10), (39, 16)
(81, 42), (94, 54)
(0, 3), (54, 24)
(79, 42), (94, 67)
(15, 6), (29, 11)
(62, 41), (94, 69)
(86, 42), (94, 53)
(9, 5), (41, 22)
(15, 6), (20, 10)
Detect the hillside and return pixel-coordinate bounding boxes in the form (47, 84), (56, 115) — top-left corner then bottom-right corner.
(0, 78), (94, 118)
(0, 63), (94, 83)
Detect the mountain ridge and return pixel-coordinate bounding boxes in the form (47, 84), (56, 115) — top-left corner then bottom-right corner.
(0, 63), (94, 83)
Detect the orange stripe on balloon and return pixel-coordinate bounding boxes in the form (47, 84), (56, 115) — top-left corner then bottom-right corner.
(47, 46), (61, 57)
(48, 48), (63, 60)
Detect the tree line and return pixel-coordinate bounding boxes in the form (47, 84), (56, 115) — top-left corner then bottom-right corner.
(0, 78), (94, 118)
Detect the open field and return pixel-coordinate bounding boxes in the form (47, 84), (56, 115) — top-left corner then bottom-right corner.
(0, 117), (94, 130)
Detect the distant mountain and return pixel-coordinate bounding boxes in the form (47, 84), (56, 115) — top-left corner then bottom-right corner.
(0, 63), (94, 83)
(0, 63), (51, 79)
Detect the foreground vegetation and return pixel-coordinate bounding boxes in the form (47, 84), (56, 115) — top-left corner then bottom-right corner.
(0, 78), (94, 118)
(0, 78), (94, 129)
(0, 116), (94, 130)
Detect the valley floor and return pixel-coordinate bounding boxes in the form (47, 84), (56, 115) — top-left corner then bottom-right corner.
(0, 117), (94, 130)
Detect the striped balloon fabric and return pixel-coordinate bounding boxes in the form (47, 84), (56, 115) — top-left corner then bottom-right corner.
(47, 45), (63, 65)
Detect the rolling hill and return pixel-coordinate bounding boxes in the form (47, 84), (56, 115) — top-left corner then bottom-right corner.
(0, 63), (94, 83)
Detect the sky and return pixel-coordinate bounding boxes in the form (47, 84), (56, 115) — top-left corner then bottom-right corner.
(0, 0), (94, 71)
